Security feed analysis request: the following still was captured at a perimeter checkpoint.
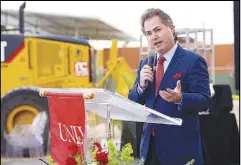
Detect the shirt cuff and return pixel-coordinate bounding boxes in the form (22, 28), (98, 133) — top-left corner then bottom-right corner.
(137, 83), (146, 95)
(175, 95), (183, 111)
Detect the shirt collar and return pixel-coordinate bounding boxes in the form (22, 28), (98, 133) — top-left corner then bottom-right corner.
(157, 42), (178, 62)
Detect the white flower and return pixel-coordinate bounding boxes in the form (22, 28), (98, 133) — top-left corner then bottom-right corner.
(185, 159), (195, 165)
(139, 157), (145, 165)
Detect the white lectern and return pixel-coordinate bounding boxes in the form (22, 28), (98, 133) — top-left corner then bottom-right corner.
(41, 88), (182, 139)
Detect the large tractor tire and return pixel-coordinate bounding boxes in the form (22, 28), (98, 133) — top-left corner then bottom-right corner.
(1, 87), (49, 157)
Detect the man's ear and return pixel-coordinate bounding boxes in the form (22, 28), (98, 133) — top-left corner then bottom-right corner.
(170, 24), (175, 33)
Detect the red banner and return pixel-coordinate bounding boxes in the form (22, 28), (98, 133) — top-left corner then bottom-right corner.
(46, 92), (87, 165)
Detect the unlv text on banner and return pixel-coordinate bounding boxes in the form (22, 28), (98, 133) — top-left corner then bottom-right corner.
(58, 123), (84, 144)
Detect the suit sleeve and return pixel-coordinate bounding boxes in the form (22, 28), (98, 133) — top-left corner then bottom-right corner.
(181, 56), (211, 113)
(128, 60), (147, 105)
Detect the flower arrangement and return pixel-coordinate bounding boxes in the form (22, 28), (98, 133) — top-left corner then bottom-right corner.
(46, 140), (195, 165)
(47, 139), (135, 165)
(47, 137), (85, 165)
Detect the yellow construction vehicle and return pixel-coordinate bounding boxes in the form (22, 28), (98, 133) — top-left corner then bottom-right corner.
(1, 2), (135, 155)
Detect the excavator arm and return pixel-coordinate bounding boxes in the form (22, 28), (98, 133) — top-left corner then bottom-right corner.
(94, 40), (136, 97)
(95, 56), (136, 98)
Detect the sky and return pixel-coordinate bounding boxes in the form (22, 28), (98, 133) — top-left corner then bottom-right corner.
(1, 1), (235, 48)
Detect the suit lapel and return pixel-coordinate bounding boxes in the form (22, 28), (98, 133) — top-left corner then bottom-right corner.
(155, 45), (185, 98)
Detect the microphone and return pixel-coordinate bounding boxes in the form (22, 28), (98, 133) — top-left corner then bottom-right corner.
(145, 50), (156, 87)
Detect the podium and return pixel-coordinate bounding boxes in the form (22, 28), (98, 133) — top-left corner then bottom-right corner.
(42, 88), (182, 138)
(40, 88), (182, 164)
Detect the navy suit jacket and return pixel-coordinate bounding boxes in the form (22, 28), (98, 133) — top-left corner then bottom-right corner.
(128, 45), (211, 165)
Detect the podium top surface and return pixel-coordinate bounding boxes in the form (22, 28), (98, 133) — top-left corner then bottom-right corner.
(40, 88), (182, 126)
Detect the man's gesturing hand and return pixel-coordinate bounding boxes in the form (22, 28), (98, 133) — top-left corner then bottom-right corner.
(139, 65), (154, 88)
(159, 80), (182, 103)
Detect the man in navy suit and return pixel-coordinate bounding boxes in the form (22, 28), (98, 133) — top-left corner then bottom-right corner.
(128, 8), (211, 165)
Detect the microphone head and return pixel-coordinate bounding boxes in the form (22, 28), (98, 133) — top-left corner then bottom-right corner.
(145, 50), (156, 87)
(147, 50), (156, 69)
(148, 49), (156, 57)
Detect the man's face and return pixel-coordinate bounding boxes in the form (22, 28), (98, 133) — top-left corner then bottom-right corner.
(144, 15), (175, 55)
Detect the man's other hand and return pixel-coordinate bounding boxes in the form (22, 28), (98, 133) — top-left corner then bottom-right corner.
(159, 80), (182, 103)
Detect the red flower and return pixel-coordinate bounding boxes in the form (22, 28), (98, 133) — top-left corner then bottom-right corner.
(92, 142), (108, 164)
(65, 156), (77, 165)
(93, 142), (102, 152)
(95, 151), (108, 165)
(68, 144), (79, 156)
(173, 72), (182, 79)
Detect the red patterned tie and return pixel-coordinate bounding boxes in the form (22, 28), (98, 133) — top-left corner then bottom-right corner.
(155, 56), (166, 95)
(152, 56), (165, 136)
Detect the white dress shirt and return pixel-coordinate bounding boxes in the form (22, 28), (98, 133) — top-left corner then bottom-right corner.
(157, 42), (178, 73)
